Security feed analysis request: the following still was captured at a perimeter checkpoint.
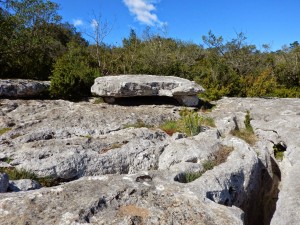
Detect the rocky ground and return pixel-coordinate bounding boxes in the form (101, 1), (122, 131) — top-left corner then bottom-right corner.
(0, 96), (299, 225)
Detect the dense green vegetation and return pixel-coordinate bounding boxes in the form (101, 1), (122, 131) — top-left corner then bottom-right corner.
(1, 0), (299, 100)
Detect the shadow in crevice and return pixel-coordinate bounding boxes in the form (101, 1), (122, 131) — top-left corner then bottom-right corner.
(109, 96), (182, 106)
(203, 158), (280, 225)
(105, 96), (217, 109)
(244, 158), (280, 225)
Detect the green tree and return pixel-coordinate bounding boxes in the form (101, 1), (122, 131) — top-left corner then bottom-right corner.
(0, 0), (85, 80)
(50, 41), (100, 100)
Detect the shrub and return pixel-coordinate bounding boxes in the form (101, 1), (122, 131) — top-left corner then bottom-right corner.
(50, 41), (100, 100)
(182, 112), (201, 136)
(160, 109), (215, 136)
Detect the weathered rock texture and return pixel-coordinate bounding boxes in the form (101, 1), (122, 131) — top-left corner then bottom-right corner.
(210, 97), (300, 225)
(8, 179), (41, 192)
(0, 97), (299, 225)
(0, 79), (50, 98)
(91, 75), (205, 106)
(0, 173), (244, 225)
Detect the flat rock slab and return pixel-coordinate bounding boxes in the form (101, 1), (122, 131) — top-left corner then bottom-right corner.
(91, 75), (205, 106)
(0, 79), (50, 98)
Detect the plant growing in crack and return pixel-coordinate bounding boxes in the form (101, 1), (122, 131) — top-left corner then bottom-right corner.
(230, 111), (257, 145)
(175, 145), (234, 183)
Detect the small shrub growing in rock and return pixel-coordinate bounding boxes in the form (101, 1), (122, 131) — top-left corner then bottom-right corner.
(273, 142), (287, 161)
(0, 167), (60, 187)
(184, 171), (204, 183)
(160, 109), (215, 136)
(0, 167), (37, 180)
(244, 110), (254, 133)
(231, 111), (257, 145)
(160, 120), (180, 136)
(182, 112), (202, 136)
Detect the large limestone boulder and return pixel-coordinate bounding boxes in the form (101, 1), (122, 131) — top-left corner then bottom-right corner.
(0, 79), (50, 98)
(91, 75), (205, 106)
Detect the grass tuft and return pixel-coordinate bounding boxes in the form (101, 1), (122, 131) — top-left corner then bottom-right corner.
(231, 111), (257, 145)
(0, 127), (11, 136)
(0, 167), (61, 187)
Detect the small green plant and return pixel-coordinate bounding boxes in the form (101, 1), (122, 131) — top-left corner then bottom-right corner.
(159, 120), (180, 135)
(124, 119), (152, 129)
(160, 109), (210, 136)
(93, 97), (104, 104)
(202, 160), (215, 171)
(244, 110), (254, 133)
(184, 171), (204, 183)
(0, 167), (37, 180)
(231, 111), (256, 145)
(0, 127), (11, 136)
(0, 167), (61, 187)
(182, 112), (202, 136)
(200, 116), (216, 127)
(273, 142), (287, 161)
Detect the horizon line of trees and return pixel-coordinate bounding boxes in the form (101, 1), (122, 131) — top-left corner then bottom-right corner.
(1, 0), (299, 100)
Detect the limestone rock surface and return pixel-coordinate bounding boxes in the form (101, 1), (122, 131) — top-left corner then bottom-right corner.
(8, 179), (41, 192)
(0, 99), (177, 179)
(0, 79), (50, 98)
(0, 173), (244, 225)
(0, 96), (299, 225)
(91, 75), (205, 106)
(210, 97), (300, 225)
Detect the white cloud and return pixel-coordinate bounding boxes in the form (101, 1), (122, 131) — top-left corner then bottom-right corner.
(73, 19), (83, 27)
(91, 19), (99, 29)
(123, 0), (165, 26)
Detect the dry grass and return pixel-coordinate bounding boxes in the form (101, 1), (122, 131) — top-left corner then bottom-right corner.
(0, 127), (11, 136)
(99, 142), (128, 154)
(230, 129), (257, 146)
(119, 204), (149, 218)
(230, 110), (257, 145)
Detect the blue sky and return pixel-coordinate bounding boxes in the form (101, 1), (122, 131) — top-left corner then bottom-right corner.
(52, 0), (300, 51)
